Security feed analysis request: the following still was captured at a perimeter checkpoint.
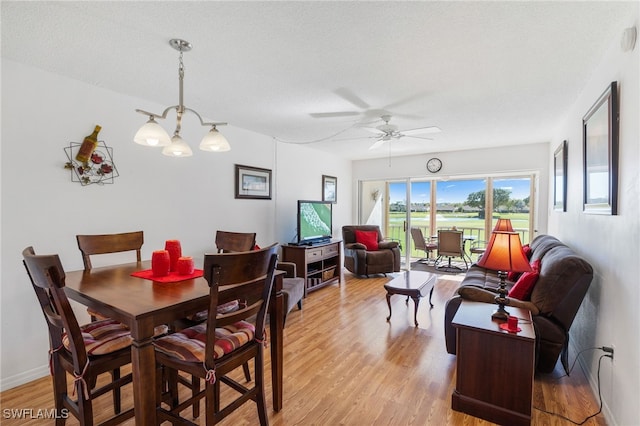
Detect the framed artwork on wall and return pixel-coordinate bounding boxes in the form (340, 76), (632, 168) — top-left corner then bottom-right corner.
(322, 175), (337, 203)
(553, 140), (567, 212)
(582, 81), (619, 215)
(235, 164), (272, 199)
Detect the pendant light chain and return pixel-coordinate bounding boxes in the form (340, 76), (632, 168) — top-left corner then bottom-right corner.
(174, 50), (185, 137)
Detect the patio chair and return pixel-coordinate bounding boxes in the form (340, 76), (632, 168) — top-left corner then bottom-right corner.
(435, 230), (468, 272)
(410, 227), (438, 265)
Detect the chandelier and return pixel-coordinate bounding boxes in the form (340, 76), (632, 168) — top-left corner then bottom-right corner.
(133, 39), (230, 157)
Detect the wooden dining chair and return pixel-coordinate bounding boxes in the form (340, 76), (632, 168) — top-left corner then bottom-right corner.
(76, 231), (144, 270)
(218, 230), (302, 326)
(169, 230), (257, 416)
(153, 244), (279, 425)
(215, 230), (256, 253)
(22, 247), (135, 426)
(76, 231), (144, 321)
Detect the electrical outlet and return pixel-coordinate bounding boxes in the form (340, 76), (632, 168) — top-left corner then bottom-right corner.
(610, 344), (615, 361)
(603, 345), (615, 360)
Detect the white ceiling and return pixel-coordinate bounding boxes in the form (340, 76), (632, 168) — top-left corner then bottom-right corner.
(1, 1), (635, 160)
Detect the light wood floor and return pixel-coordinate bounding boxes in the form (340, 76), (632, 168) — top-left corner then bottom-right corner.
(0, 270), (606, 425)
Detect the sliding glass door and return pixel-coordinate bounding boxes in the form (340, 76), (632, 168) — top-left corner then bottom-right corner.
(359, 173), (535, 269)
(492, 177), (533, 244)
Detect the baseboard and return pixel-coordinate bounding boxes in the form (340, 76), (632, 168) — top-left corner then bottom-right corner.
(0, 364), (48, 392)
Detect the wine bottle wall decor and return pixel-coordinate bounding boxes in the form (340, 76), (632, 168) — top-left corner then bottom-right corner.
(64, 126), (119, 186)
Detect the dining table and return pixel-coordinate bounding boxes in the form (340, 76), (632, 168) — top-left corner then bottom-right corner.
(64, 260), (284, 425)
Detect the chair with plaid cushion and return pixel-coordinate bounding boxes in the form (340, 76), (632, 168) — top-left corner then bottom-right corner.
(153, 244), (278, 425)
(169, 230), (257, 418)
(76, 231), (169, 338)
(22, 246), (134, 426)
(76, 231), (144, 322)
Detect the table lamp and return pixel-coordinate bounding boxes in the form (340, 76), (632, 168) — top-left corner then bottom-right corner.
(493, 218), (514, 232)
(476, 231), (532, 320)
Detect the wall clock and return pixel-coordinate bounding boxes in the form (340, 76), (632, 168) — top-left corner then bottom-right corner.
(427, 157), (442, 173)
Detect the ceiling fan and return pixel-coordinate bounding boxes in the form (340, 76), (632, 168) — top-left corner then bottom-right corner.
(358, 115), (441, 150)
(310, 88), (425, 121)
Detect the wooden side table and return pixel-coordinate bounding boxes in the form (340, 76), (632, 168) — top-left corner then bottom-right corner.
(281, 240), (341, 295)
(451, 301), (535, 426)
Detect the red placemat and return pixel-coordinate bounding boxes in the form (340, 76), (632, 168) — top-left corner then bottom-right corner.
(131, 269), (203, 283)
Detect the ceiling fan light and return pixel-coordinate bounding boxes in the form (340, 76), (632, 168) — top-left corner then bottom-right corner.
(377, 124), (397, 133)
(199, 127), (231, 152)
(134, 118), (171, 147)
(162, 135), (193, 157)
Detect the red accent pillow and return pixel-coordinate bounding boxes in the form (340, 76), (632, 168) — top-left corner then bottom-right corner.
(522, 244), (532, 259)
(507, 271), (520, 281)
(354, 230), (379, 251)
(508, 259), (541, 300)
(253, 244), (261, 250)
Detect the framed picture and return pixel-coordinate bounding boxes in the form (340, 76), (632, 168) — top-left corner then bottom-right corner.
(322, 175), (337, 203)
(553, 140), (567, 212)
(235, 164), (272, 199)
(582, 81), (619, 215)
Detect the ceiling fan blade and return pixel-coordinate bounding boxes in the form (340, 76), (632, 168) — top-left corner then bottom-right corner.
(334, 87), (370, 109)
(369, 139), (387, 150)
(359, 126), (386, 135)
(332, 135), (379, 142)
(382, 91), (430, 110)
(401, 135), (434, 141)
(309, 111), (360, 118)
(401, 126), (441, 136)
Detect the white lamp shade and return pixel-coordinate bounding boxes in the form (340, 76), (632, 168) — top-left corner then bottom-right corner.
(199, 128), (231, 152)
(134, 118), (171, 147)
(162, 135), (193, 157)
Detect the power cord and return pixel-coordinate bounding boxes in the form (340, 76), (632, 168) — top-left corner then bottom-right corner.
(534, 347), (612, 425)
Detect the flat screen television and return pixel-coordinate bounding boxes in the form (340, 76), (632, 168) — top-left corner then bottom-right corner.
(297, 200), (332, 245)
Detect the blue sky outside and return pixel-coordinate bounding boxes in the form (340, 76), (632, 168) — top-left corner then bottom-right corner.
(389, 178), (531, 204)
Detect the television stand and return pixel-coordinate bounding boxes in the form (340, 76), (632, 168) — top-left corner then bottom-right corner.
(282, 240), (342, 296)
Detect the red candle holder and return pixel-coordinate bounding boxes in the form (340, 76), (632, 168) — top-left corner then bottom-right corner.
(151, 250), (170, 277)
(164, 240), (182, 272)
(176, 256), (195, 275)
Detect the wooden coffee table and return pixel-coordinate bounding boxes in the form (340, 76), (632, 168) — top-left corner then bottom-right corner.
(384, 270), (437, 326)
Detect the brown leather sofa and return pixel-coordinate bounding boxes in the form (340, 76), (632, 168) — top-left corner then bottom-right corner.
(444, 234), (593, 374)
(342, 225), (401, 277)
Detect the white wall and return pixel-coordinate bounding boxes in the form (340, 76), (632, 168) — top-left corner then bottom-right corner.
(273, 141), (352, 245)
(0, 60), (351, 389)
(547, 11), (639, 426)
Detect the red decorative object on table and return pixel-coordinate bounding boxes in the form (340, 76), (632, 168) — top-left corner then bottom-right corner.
(176, 256), (195, 275)
(164, 240), (182, 272)
(151, 250), (170, 277)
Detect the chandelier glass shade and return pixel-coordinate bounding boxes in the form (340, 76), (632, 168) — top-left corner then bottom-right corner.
(134, 117), (171, 147)
(162, 135), (193, 157)
(134, 39), (230, 157)
(199, 127), (231, 152)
